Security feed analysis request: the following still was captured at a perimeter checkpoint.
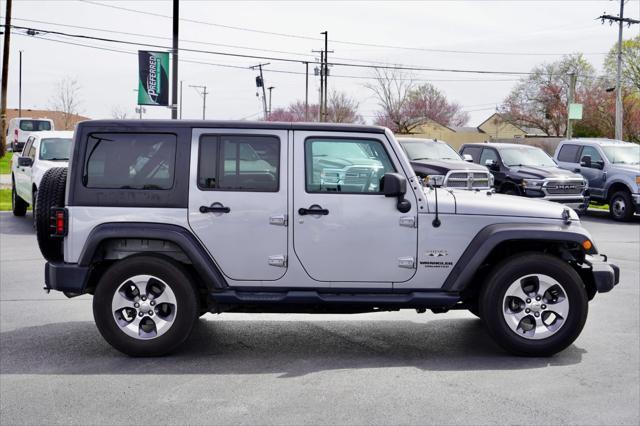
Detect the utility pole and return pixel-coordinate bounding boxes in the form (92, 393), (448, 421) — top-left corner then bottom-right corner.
(250, 63), (269, 120)
(267, 86), (275, 116)
(598, 3), (640, 140)
(1, 0), (13, 156)
(179, 80), (183, 119)
(566, 73), (577, 139)
(313, 50), (324, 121)
(304, 61), (309, 121)
(190, 85), (208, 120)
(171, 0), (179, 119)
(18, 50), (22, 117)
(322, 31), (329, 123)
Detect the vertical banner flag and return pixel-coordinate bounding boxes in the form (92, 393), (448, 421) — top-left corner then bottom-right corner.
(138, 51), (170, 106)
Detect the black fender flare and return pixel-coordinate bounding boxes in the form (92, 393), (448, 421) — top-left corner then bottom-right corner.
(78, 222), (228, 291)
(442, 223), (596, 292)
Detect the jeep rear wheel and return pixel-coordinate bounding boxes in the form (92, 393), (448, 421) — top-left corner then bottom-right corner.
(479, 253), (588, 356)
(93, 255), (199, 356)
(609, 190), (634, 222)
(35, 167), (67, 261)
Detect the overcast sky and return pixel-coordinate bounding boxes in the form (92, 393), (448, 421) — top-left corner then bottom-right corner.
(2, 0), (639, 126)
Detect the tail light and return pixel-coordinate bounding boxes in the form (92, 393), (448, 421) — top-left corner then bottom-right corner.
(50, 208), (68, 237)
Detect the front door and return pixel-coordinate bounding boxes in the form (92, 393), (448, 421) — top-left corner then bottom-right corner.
(188, 129), (288, 281)
(579, 145), (606, 198)
(292, 131), (418, 284)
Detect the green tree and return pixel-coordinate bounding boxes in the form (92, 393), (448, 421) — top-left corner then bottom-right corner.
(604, 35), (640, 92)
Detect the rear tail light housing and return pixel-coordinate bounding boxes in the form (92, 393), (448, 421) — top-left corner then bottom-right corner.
(50, 208), (68, 237)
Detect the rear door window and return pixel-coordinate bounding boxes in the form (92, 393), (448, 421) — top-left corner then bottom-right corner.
(198, 135), (280, 192)
(19, 120), (52, 131)
(557, 144), (580, 163)
(460, 146), (482, 163)
(83, 133), (176, 190)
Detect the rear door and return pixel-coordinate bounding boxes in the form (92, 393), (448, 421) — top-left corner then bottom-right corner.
(292, 131), (418, 285)
(188, 128), (288, 281)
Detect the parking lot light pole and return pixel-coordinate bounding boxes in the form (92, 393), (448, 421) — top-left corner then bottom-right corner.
(1, 0), (13, 155)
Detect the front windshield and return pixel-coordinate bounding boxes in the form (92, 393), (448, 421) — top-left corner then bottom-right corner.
(602, 145), (640, 165)
(500, 147), (556, 167)
(401, 141), (461, 161)
(39, 138), (72, 161)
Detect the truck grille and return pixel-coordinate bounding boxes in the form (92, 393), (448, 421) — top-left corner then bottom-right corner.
(444, 171), (493, 190)
(545, 180), (585, 195)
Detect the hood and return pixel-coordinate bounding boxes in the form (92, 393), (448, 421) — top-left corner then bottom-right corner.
(411, 159), (488, 175)
(508, 165), (582, 180)
(609, 163), (640, 173)
(450, 189), (579, 220)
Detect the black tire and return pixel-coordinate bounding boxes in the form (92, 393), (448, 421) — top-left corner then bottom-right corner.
(35, 167), (67, 262)
(609, 190), (634, 222)
(93, 255), (199, 356)
(11, 179), (27, 217)
(479, 253), (588, 357)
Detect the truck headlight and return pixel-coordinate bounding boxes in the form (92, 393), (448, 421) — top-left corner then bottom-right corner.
(522, 179), (544, 188)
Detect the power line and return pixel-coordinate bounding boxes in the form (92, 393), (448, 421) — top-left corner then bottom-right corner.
(5, 23), (538, 75)
(76, 0), (608, 57)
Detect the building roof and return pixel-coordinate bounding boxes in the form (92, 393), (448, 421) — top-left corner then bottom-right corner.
(451, 126), (485, 134)
(6, 108), (90, 130)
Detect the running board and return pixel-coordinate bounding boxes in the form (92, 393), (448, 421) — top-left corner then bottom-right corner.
(209, 290), (460, 309)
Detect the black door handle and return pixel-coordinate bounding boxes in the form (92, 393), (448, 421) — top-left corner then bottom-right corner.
(200, 202), (230, 214)
(298, 204), (329, 216)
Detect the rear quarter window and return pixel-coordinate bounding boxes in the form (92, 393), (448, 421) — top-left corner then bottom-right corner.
(83, 133), (177, 190)
(557, 144), (581, 163)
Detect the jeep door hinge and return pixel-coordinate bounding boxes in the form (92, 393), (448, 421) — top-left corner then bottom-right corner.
(399, 216), (417, 228)
(268, 255), (287, 267)
(269, 214), (288, 227)
(397, 257), (416, 269)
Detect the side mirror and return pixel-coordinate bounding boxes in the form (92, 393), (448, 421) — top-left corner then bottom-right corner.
(463, 154), (473, 162)
(17, 156), (33, 167)
(594, 160), (604, 170)
(380, 172), (411, 213)
(485, 159), (499, 170)
(580, 155), (592, 168)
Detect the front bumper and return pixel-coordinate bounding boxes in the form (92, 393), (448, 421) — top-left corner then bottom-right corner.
(584, 255), (620, 293)
(45, 262), (89, 295)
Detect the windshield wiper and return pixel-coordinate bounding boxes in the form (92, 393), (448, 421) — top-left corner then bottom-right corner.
(412, 157), (432, 161)
(46, 157), (68, 161)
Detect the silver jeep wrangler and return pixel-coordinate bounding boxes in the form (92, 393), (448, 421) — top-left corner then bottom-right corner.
(36, 120), (619, 357)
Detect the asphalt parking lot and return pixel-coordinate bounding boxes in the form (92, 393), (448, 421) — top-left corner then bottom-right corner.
(0, 210), (638, 425)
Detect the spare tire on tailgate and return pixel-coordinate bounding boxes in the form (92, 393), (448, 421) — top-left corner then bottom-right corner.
(36, 167), (67, 262)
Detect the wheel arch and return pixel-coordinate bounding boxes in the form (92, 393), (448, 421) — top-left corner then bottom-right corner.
(443, 223), (595, 295)
(605, 180), (632, 201)
(79, 223), (228, 293)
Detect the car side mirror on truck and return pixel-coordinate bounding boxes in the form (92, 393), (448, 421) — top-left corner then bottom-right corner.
(17, 156), (33, 167)
(463, 154), (473, 162)
(485, 159), (499, 171)
(580, 155), (592, 168)
(380, 173), (411, 213)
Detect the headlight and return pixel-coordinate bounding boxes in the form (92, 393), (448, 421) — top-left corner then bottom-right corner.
(522, 179), (544, 188)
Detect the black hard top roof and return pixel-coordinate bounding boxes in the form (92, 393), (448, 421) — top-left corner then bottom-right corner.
(77, 119), (387, 134)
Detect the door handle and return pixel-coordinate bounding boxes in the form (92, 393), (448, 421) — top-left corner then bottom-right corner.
(298, 204), (329, 216)
(199, 202), (230, 214)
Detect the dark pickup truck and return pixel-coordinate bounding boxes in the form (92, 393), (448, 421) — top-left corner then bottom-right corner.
(398, 138), (493, 190)
(460, 142), (589, 212)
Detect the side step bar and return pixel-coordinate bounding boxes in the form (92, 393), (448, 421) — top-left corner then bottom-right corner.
(209, 290), (460, 309)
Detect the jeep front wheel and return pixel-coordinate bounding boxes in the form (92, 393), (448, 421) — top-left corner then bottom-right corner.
(11, 179), (28, 217)
(93, 255), (199, 356)
(479, 253), (588, 356)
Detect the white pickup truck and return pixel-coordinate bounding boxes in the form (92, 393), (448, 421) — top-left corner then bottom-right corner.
(11, 131), (73, 219)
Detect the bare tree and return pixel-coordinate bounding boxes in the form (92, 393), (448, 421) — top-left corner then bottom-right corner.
(409, 83), (469, 127)
(366, 68), (422, 133)
(111, 106), (129, 120)
(49, 77), (82, 130)
(327, 91), (364, 124)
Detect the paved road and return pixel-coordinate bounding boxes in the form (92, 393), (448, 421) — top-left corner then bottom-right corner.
(1, 211), (638, 425)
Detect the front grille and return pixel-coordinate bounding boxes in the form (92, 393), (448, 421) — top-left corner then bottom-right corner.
(545, 180), (585, 195)
(444, 171), (493, 190)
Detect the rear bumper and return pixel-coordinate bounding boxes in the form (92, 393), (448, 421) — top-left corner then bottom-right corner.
(44, 262), (89, 295)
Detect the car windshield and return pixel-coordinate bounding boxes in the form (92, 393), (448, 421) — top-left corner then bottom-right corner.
(19, 120), (52, 131)
(601, 145), (640, 165)
(500, 147), (556, 167)
(39, 138), (72, 161)
(401, 141), (461, 161)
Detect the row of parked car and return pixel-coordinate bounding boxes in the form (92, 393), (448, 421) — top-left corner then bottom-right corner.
(399, 137), (639, 222)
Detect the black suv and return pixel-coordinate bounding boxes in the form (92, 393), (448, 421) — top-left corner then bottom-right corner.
(398, 138), (493, 190)
(460, 143), (588, 212)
